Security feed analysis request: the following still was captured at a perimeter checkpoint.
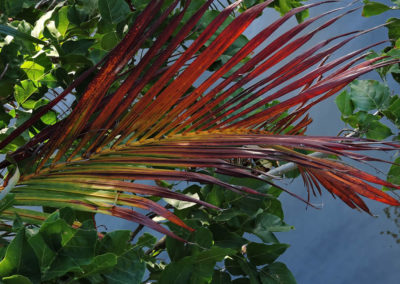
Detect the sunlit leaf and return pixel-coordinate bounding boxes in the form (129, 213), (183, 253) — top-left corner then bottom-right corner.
(14, 80), (37, 105)
(0, 228), (41, 283)
(20, 61), (45, 81)
(0, 24), (46, 45)
(362, 0), (391, 17)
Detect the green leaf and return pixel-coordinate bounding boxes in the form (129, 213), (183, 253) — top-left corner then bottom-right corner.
(227, 257), (259, 283)
(164, 193), (199, 210)
(102, 249), (145, 284)
(387, 157), (400, 185)
(225, 257), (245, 276)
(205, 186), (225, 207)
(136, 233), (156, 249)
(62, 39), (96, 56)
(67, 5), (89, 27)
(210, 224), (247, 250)
(166, 236), (186, 262)
(98, 0), (130, 24)
(387, 48), (400, 59)
(294, 5), (309, 24)
(98, 230), (131, 255)
(192, 247), (235, 283)
(336, 90), (355, 115)
(80, 253), (118, 277)
(39, 214), (75, 246)
(348, 80), (391, 111)
(232, 278), (251, 284)
(260, 262), (297, 284)
(55, 207), (75, 225)
(0, 80), (15, 100)
(20, 61), (45, 81)
(2, 0), (24, 17)
(28, 233), (57, 273)
(364, 120), (392, 140)
(246, 243), (289, 266)
(31, 7), (57, 39)
(214, 208), (246, 222)
(253, 213), (293, 243)
(161, 247), (234, 284)
(194, 227), (213, 249)
(101, 32), (120, 51)
(2, 274), (33, 284)
(36, 216), (97, 280)
(159, 256), (193, 284)
(0, 194), (15, 214)
(40, 111), (57, 125)
(0, 24), (46, 45)
(54, 6), (71, 38)
(386, 18), (400, 40)
(211, 270), (232, 284)
(41, 254), (81, 281)
(182, 0), (208, 24)
(60, 225), (97, 265)
(276, 0), (292, 14)
(14, 80), (38, 105)
(343, 111), (392, 140)
(41, 73), (58, 88)
(383, 96), (400, 127)
(362, 0), (391, 17)
(0, 228), (41, 283)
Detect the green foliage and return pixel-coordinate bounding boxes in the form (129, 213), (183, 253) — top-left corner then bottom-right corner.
(336, 80), (394, 140)
(138, 177), (295, 283)
(0, 208), (147, 283)
(362, 0), (392, 17)
(0, 24), (46, 45)
(0, 182), (295, 282)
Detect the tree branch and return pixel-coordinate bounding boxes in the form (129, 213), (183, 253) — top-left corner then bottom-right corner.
(266, 131), (358, 177)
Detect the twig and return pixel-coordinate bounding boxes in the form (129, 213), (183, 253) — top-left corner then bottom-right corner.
(267, 152), (331, 177)
(0, 63), (9, 80)
(145, 235), (166, 255)
(266, 131), (359, 177)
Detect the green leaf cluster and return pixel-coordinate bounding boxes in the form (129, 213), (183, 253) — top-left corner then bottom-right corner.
(142, 179), (295, 284)
(0, 208), (146, 283)
(335, 80), (393, 140)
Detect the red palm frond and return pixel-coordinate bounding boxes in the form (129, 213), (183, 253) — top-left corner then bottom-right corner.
(1, 0), (400, 239)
